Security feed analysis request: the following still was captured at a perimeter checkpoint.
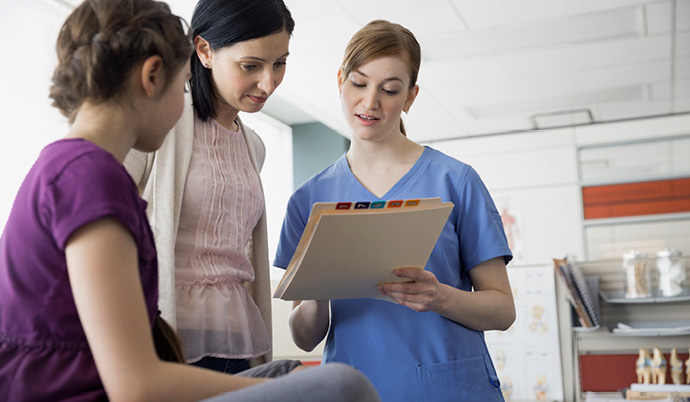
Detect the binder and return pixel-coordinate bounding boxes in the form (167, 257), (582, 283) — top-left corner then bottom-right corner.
(274, 198), (454, 301)
(553, 258), (599, 328)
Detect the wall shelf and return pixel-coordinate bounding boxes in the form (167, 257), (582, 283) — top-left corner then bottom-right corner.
(582, 212), (690, 228)
(556, 258), (690, 401)
(600, 288), (690, 303)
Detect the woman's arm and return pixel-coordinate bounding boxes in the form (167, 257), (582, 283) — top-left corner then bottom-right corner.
(66, 218), (266, 402)
(378, 257), (515, 331)
(288, 300), (330, 352)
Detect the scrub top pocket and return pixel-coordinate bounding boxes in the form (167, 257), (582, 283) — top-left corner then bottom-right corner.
(417, 354), (504, 402)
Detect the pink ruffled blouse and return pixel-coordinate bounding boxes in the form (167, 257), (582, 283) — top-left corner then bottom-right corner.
(174, 117), (270, 363)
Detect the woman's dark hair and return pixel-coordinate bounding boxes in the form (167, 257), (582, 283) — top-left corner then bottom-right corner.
(49, 0), (193, 123)
(190, 0), (295, 121)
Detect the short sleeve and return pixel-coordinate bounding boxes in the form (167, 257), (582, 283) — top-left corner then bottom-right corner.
(273, 191), (310, 269)
(456, 167), (512, 270)
(43, 152), (144, 251)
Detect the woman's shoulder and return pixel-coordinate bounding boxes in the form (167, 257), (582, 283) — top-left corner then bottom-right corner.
(423, 146), (473, 175)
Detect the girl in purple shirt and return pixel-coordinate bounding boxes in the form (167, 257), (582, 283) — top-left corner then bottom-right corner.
(0, 1), (379, 401)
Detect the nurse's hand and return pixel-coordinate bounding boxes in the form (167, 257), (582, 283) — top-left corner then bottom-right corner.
(378, 268), (446, 313)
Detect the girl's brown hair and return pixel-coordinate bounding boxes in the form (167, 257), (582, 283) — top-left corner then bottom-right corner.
(340, 20), (421, 136)
(49, 0), (193, 122)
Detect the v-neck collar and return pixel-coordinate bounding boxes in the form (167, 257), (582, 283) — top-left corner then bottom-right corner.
(337, 146), (432, 200)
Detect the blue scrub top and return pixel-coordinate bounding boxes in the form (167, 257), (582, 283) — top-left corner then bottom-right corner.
(275, 146), (512, 402)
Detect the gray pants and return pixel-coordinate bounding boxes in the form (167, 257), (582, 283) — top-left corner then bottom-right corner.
(200, 362), (380, 402)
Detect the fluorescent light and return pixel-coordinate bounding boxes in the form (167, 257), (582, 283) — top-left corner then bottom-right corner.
(533, 110), (593, 129)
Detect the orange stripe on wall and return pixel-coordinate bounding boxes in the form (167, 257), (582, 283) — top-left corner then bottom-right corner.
(579, 353), (690, 392)
(582, 178), (690, 220)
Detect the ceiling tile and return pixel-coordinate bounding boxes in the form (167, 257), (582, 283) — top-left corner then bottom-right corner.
(676, 56), (690, 78)
(421, 35), (670, 87)
(646, 1), (673, 34)
(422, 6), (646, 60)
(289, 14), (361, 55)
(594, 99), (673, 121)
(403, 88), (469, 141)
(284, 0), (344, 18)
(450, 0), (653, 29)
(425, 60), (669, 106)
(676, 32), (690, 57)
(677, 0), (690, 31)
(282, 49), (343, 85)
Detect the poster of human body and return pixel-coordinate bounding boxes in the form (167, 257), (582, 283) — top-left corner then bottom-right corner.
(485, 265), (564, 401)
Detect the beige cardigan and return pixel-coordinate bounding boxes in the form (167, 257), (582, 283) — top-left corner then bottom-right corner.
(124, 95), (272, 364)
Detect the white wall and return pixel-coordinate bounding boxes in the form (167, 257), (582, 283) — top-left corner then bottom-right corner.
(0, 1), (70, 231)
(428, 114), (690, 268)
(429, 128), (585, 266)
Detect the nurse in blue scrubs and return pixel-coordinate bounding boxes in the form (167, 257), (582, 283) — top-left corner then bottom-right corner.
(274, 19), (516, 402)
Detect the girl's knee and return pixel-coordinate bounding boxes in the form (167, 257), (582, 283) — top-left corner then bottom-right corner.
(318, 363), (380, 402)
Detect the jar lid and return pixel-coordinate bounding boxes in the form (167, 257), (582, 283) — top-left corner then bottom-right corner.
(623, 249), (647, 260)
(656, 248), (682, 258)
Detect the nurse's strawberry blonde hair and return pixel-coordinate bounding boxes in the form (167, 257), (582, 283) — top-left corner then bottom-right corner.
(340, 20), (421, 136)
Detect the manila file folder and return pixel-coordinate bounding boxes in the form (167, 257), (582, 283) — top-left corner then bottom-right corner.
(274, 198), (453, 301)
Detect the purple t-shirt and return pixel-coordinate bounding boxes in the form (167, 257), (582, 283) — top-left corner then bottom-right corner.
(0, 139), (158, 401)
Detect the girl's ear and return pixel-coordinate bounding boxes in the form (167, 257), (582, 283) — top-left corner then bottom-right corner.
(403, 84), (420, 113)
(140, 55), (164, 98)
(194, 35), (212, 68)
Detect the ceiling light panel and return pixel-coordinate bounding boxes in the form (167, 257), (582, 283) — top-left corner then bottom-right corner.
(335, 0), (468, 38)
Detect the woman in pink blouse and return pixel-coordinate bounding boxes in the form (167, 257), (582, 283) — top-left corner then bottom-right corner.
(125, 0), (293, 373)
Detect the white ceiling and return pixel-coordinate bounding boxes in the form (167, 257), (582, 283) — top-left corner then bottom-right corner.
(63, 0), (690, 143)
(262, 0), (690, 143)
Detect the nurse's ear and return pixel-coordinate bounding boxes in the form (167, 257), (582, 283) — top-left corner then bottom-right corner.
(403, 84), (419, 114)
(336, 68), (345, 98)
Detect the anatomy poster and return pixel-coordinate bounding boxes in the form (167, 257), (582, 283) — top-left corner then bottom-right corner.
(494, 194), (526, 264)
(485, 265), (564, 401)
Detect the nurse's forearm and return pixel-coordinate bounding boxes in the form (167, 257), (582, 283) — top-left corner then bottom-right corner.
(289, 300), (330, 352)
(435, 285), (516, 331)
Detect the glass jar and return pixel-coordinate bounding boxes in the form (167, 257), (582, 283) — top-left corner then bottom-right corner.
(623, 250), (650, 298)
(656, 248), (685, 297)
